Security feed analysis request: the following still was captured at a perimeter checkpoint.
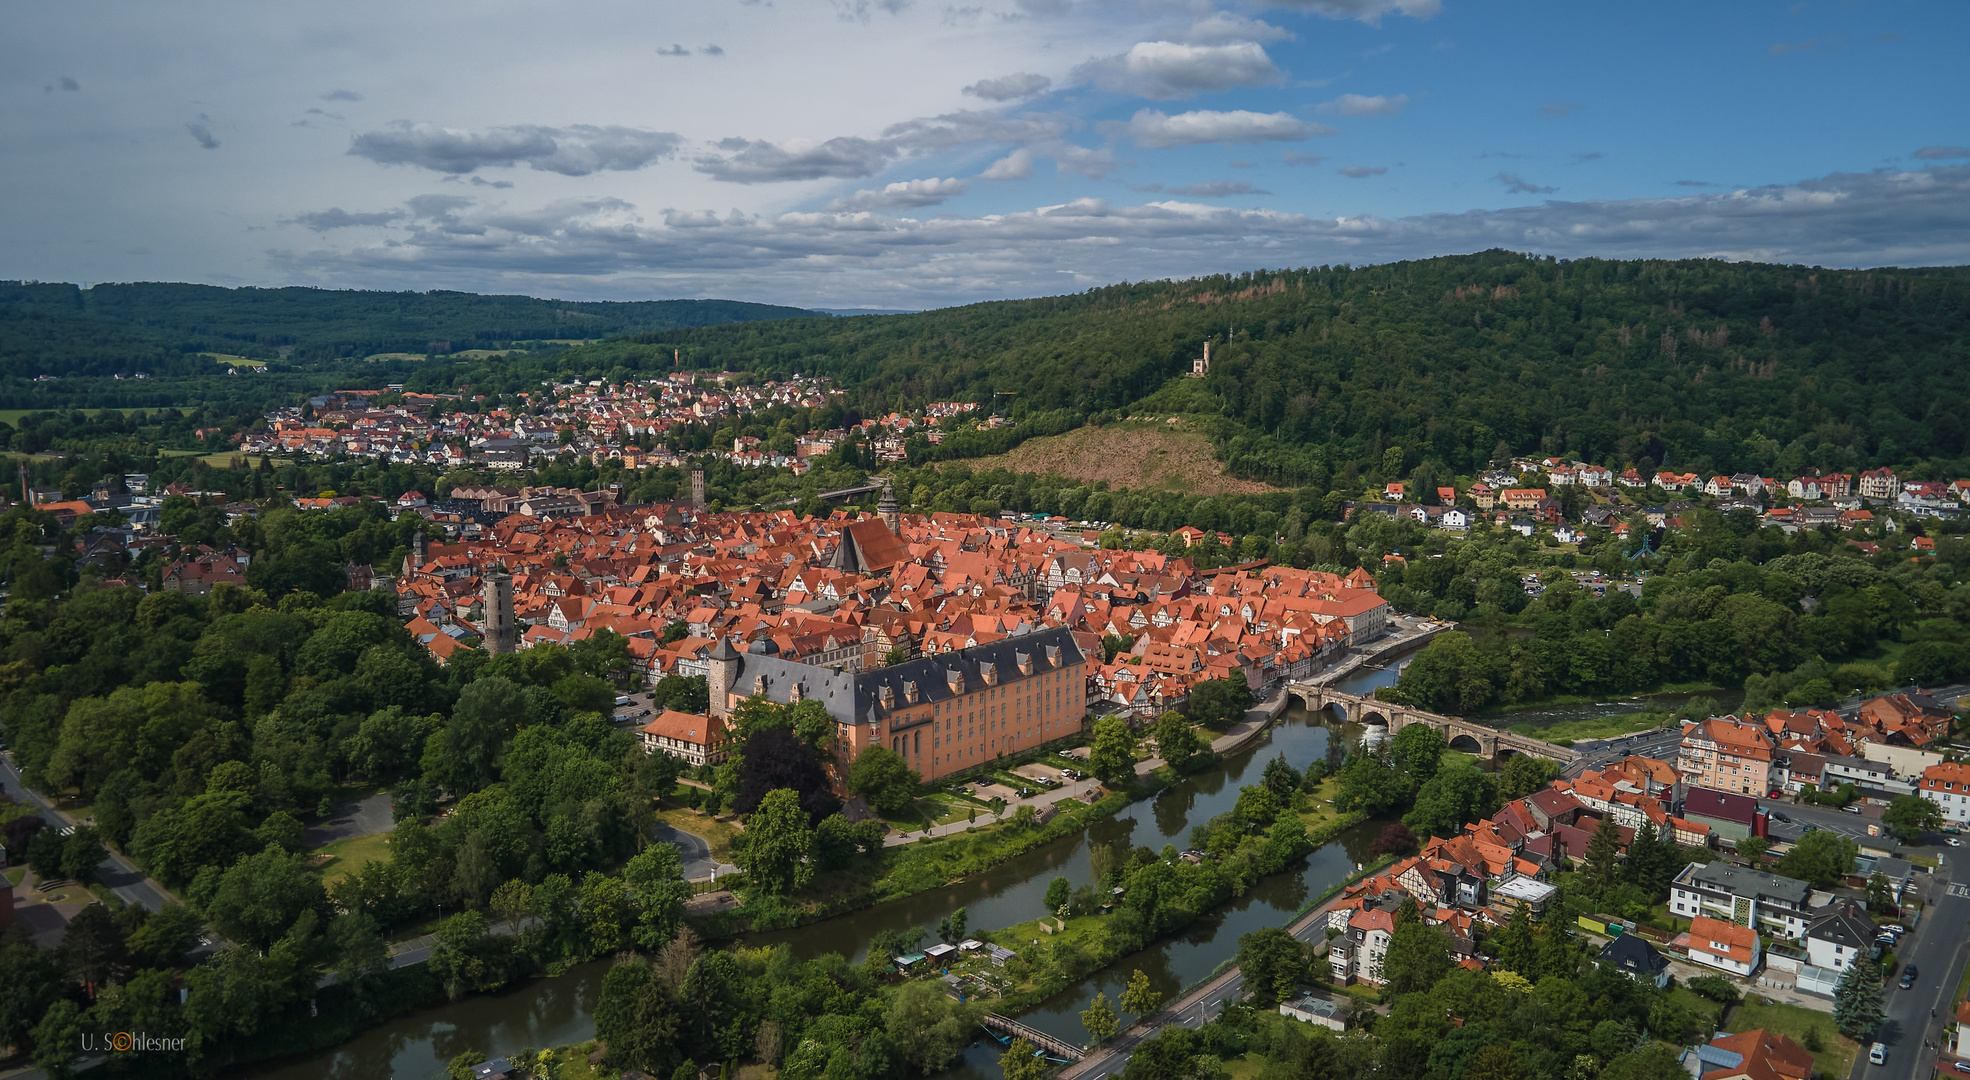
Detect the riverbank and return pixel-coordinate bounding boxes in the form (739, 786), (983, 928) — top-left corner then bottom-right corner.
(694, 690), (1296, 938)
(1306, 616), (1447, 687)
(237, 698), (1372, 1080)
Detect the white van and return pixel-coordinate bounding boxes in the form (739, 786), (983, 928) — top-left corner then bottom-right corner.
(1870, 1043), (1887, 1065)
(615, 695), (633, 707)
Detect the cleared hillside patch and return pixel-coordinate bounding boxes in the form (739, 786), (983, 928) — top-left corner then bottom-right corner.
(959, 420), (1280, 494)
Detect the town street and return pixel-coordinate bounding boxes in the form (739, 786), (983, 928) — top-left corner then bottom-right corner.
(1857, 845), (1970, 1080)
(0, 752), (174, 916)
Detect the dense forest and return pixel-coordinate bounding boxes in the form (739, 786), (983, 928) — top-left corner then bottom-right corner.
(0, 280), (817, 380)
(1383, 506), (1970, 715)
(438, 251), (1970, 486)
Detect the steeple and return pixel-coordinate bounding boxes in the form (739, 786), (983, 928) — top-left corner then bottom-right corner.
(878, 478), (900, 534)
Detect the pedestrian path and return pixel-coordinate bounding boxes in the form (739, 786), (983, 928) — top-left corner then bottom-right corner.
(881, 689), (1290, 848)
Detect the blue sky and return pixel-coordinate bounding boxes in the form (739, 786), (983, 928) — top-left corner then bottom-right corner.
(2, 0), (1965, 308)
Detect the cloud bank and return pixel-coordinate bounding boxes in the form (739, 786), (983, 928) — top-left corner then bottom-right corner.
(348, 123), (682, 175)
(279, 166), (1970, 307)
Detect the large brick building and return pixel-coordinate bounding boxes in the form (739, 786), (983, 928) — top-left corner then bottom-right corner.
(704, 624), (1088, 783)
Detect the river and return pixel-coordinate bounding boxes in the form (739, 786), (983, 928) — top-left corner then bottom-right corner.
(241, 651), (1645, 1079)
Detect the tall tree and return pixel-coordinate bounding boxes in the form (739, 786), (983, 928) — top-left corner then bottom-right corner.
(846, 745), (921, 816)
(739, 788), (813, 895)
(1380, 922), (1453, 997)
(1001, 1038), (1050, 1080)
(1833, 956), (1885, 1040)
(1081, 991), (1119, 1043)
(1581, 813), (1624, 895)
(1119, 967), (1165, 1016)
(1153, 712), (1203, 773)
(1088, 717), (1137, 787)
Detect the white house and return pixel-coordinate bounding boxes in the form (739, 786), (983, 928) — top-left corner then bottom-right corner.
(1687, 915), (1762, 976)
(1919, 761), (1970, 826)
(1803, 902), (1875, 973)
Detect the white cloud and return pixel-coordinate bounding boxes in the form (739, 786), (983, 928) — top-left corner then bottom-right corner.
(1283, 151), (1326, 166)
(348, 123), (682, 175)
(1112, 109), (1329, 149)
(827, 177), (970, 211)
(962, 73), (1053, 101)
(1315, 93), (1409, 117)
(694, 136), (896, 183)
(979, 148), (1036, 180)
(1339, 165), (1387, 177)
(276, 166), (1970, 308)
(1074, 41), (1284, 100)
(1914, 145), (1970, 160)
(1171, 13), (1294, 45)
(1254, 0), (1440, 23)
(1166, 180), (1272, 197)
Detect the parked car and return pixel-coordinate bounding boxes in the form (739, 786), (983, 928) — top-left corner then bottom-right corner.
(1770, 810), (1791, 823)
(1842, 804), (1863, 814)
(1900, 964), (1918, 989)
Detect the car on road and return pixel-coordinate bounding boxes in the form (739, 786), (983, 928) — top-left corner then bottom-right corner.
(1770, 810), (1790, 823)
(1870, 1043), (1887, 1065)
(1842, 804), (1863, 814)
(1949, 837), (1963, 847)
(1900, 964), (1918, 989)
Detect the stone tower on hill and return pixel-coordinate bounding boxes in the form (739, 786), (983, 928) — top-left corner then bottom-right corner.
(482, 567), (516, 655)
(878, 478), (900, 534)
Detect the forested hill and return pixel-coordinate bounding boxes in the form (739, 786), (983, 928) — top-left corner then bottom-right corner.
(0, 281), (817, 378)
(513, 250), (1970, 484)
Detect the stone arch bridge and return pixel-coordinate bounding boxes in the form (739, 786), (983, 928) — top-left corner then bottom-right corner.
(1287, 684), (1577, 763)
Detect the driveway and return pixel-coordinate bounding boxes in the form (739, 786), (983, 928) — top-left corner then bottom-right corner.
(654, 823), (736, 882)
(304, 791), (394, 847)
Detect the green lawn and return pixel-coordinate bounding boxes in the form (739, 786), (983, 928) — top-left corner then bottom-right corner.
(1727, 999), (1854, 1078)
(313, 831), (394, 885)
(1510, 712), (1673, 742)
(654, 803), (740, 862)
(202, 353), (266, 367)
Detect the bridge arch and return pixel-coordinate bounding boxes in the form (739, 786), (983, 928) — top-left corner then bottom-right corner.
(1447, 732), (1485, 755)
(1359, 710), (1390, 727)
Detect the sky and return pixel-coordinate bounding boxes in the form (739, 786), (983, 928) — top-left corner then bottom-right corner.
(3, 0), (1967, 310)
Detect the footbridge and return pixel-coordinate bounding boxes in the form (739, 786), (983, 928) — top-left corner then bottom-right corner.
(1286, 684), (1577, 763)
(981, 1014), (1084, 1063)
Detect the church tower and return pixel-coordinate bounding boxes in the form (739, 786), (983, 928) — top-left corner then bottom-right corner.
(878, 478), (900, 534)
(482, 567), (516, 655)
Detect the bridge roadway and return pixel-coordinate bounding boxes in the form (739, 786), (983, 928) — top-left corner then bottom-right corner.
(982, 1014), (1084, 1063)
(1285, 684), (1577, 763)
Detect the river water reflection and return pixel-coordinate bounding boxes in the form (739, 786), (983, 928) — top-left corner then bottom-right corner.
(245, 663), (1413, 1079)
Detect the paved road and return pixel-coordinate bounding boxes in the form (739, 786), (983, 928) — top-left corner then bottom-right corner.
(303, 791), (394, 847)
(0, 754), (173, 913)
(1855, 842), (1970, 1080)
(654, 823), (736, 882)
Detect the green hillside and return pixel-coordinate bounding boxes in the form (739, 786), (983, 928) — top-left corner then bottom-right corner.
(0, 281), (817, 378)
(500, 250), (1970, 483)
